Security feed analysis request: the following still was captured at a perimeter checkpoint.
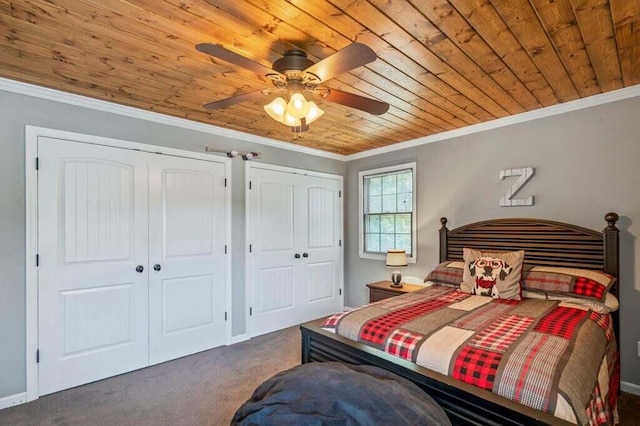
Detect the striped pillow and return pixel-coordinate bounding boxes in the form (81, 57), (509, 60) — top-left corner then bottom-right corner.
(521, 266), (615, 302)
(424, 261), (464, 287)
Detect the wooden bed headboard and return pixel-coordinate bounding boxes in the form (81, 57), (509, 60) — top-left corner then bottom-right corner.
(438, 213), (620, 294)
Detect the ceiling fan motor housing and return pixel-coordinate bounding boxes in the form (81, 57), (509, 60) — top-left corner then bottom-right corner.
(272, 49), (315, 74)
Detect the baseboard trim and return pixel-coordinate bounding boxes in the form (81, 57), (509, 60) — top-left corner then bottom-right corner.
(0, 392), (27, 410)
(229, 334), (250, 345)
(622, 381), (640, 396)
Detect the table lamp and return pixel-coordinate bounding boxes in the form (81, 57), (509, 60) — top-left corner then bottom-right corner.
(386, 249), (408, 288)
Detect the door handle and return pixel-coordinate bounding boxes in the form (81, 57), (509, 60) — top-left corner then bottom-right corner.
(302, 253), (309, 258)
(294, 253), (301, 259)
(153, 264), (161, 272)
(136, 265), (144, 273)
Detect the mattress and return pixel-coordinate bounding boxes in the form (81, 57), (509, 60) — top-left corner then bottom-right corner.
(322, 285), (619, 425)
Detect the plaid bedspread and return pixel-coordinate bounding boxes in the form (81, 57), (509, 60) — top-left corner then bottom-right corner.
(322, 285), (619, 425)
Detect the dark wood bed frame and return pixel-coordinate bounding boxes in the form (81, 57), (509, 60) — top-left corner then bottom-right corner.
(301, 213), (620, 426)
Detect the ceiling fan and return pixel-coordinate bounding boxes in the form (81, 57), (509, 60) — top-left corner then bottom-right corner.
(195, 42), (390, 132)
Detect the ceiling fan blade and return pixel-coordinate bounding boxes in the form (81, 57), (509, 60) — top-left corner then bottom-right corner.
(303, 43), (377, 83)
(323, 88), (389, 115)
(203, 89), (266, 110)
(196, 43), (281, 78)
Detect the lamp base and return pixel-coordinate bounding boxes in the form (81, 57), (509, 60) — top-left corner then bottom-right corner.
(390, 270), (403, 288)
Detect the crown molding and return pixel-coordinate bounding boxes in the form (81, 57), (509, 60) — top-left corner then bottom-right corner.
(345, 84), (640, 161)
(0, 77), (345, 161)
(2, 77), (639, 163)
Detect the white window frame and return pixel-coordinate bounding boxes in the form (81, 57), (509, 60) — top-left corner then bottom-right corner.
(358, 162), (417, 263)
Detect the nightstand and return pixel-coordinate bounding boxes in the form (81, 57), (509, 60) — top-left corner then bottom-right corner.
(366, 280), (425, 303)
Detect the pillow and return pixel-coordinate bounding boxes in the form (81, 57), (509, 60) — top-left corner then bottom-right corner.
(424, 261), (464, 287)
(522, 291), (619, 314)
(521, 266), (615, 303)
(460, 248), (524, 300)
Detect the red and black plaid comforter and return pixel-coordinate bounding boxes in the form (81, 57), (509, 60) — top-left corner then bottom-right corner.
(322, 285), (618, 425)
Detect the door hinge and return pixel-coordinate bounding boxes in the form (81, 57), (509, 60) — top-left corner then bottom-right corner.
(36, 254), (39, 267)
(249, 244), (252, 253)
(339, 190), (341, 198)
(249, 307), (253, 316)
(36, 349), (40, 363)
(339, 289), (342, 296)
(224, 178), (227, 188)
(224, 245), (227, 254)
(339, 240), (342, 247)
(35, 157), (39, 170)
(249, 181), (252, 190)
(225, 311), (228, 321)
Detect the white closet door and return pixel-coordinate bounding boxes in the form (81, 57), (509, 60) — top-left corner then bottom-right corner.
(298, 175), (343, 323)
(249, 168), (299, 336)
(38, 138), (149, 396)
(249, 167), (342, 337)
(148, 154), (227, 365)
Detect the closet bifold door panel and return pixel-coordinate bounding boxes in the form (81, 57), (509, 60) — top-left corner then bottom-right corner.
(248, 166), (342, 337)
(37, 138), (150, 396)
(148, 154), (227, 365)
(298, 174), (342, 323)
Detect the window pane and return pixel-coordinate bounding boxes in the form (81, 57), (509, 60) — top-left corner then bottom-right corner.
(397, 171), (413, 193)
(397, 192), (412, 212)
(368, 176), (382, 196)
(380, 234), (395, 252)
(382, 194), (397, 212)
(396, 234), (411, 254)
(365, 233), (380, 252)
(380, 214), (395, 233)
(361, 165), (415, 260)
(368, 195), (382, 213)
(382, 175), (397, 195)
(396, 214), (411, 233)
(366, 214), (380, 233)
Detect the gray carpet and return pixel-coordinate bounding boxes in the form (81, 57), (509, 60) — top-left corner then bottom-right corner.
(1, 325), (640, 425)
(0, 327), (300, 426)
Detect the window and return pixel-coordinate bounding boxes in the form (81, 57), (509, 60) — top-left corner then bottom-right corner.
(359, 162), (416, 262)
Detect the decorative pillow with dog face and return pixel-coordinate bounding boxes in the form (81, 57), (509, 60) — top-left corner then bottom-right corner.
(460, 248), (525, 300)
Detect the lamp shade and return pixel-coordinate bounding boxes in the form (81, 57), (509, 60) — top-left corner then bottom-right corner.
(305, 101), (325, 124)
(282, 112), (302, 126)
(287, 92), (310, 119)
(264, 97), (287, 123)
(386, 250), (408, 267)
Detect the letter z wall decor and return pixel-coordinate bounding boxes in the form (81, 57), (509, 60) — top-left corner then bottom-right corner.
(499, 167), (535, 207)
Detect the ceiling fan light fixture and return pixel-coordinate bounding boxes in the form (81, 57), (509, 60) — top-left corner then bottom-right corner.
(287, 92), (310, 119)
(264, 97), (287, 122)
(305, 102), (325, 125)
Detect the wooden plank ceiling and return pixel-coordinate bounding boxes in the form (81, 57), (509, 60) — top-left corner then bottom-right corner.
(0, 0), (638, 155)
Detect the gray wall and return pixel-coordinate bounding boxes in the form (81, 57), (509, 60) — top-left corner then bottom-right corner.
(0, 90), (345, 399)
(345, 96), (640, 386)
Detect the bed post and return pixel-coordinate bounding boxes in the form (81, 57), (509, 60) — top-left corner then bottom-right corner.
(603, 212), (620, 386)
(301, 328), (311, 364)
(439, 217), (449, 262)
(603, 212), (620, 291)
